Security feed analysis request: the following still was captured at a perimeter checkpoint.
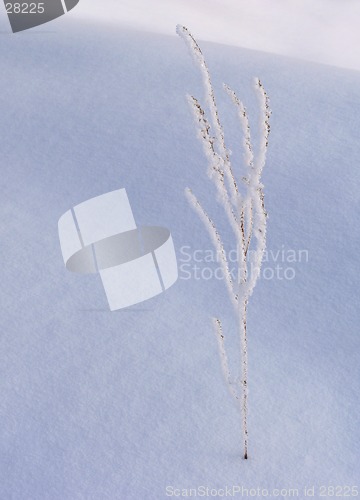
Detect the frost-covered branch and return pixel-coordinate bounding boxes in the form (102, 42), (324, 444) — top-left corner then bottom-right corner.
(186, 188), (238, 305)
(223, 84), (254, 173)
(224, 84), (255, 254)
(253, 78), (271, 183)
(177, 24), (239, 208)
(187, 95), (239, 239)
(245, 79), (271, 298)
(213, 318), (240, 402)
(178, 25), (271, 461)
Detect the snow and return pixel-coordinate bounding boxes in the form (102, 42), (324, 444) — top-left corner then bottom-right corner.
(0, 11), (359, 500)
(74, 0), (360, 72)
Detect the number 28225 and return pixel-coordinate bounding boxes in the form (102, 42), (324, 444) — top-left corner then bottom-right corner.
(6, 3), (45, 14)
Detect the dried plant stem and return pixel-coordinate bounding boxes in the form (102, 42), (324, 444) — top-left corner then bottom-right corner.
(177, 24), (271, 461)
(240, 299), (249, 460)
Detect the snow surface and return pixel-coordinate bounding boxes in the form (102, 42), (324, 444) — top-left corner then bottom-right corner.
(0, 12), (359, 500)
(75, 0), (360, 72)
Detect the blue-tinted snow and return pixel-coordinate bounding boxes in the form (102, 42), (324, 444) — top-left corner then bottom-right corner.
(0, 17), (359, 499)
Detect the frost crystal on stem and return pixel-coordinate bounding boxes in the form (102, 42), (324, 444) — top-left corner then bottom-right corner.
(177, 25), (271, 460)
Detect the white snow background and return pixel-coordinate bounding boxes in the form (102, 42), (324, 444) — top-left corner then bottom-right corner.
(79, 0), (360, 72)
(0, 3), (359, 499)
